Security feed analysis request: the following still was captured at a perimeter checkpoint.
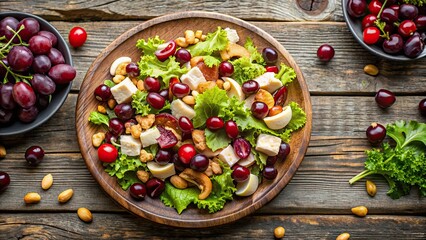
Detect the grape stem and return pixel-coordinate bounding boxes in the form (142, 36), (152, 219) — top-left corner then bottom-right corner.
(0, 59), (33, 84)
(0, 25), (27, 54)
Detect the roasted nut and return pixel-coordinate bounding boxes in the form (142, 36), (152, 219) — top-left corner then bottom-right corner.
(58, 189), (74, 203)
(179, 168), (212, 200)
(192, 130), (207, 151)
(268, 105), (283, 117)
(112, 74), (125, 83)
(92, 132), (106, 148)
(274, 226), (285, 239)
(107, 99), (117, 109)
(136, 170), (150, 183)
(197, 81), (216, 93)
(115, 62), (128, 76)
(140, 149), (154, 162)
(216, 79), (224, 89)
(336, 233), (351, 240)
(194, 38), (200, 44)
(191, 90), (200, 98)
(41, 174), (53, 190)
(204, 165), (213, 177)
(190, 56), (204, 68)
(185, 30), (195, 45)
(24, 192), (41, 204)
(137, 80), (145, 91)
(182, 95), (195, 105)
(211, 161), (222, 175)
(351, 206), (368, 217)
(130, 77), (138, 86)
(136, 114), (155, 130)
(170, 175), (188, 189)
(255, 89), (275, 109)
(220, 43), (250, 61)
(366, 180), (377, 197)
(130, 124), (142, 139)
(195, 30), (203, 39)
(175, 37), (188, 48)
(0, 145), (6, 159)
(97, 105), (107, 114)
(200, 35), (207, 41)
(364, 64), (379, 76)
(223, 81), (231, 91)
(77, 207), (93, 223)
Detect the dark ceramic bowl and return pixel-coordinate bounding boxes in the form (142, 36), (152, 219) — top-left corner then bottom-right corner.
(342, 0), (426, 61)
(0, 12), (72, 136)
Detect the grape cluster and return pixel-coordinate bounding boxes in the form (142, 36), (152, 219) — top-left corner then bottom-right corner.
(0, 16), (76, 125)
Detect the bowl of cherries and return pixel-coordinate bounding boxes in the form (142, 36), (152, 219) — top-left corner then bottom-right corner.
(343, 0), (426, 61)
(0, 12), (76, 136)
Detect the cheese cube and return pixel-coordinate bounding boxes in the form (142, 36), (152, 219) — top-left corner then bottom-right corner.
(180, 67), (206, 90)
(171, 99), (196, 119)
(140, 126), (161, 148)
(120, 135), (142, 156)
(218, 145), (240, 167)
(224, 28), (240, 44)
(110, 77), (138, 104)
(254, 72), (283, 93)
(255, 134), (281, 156)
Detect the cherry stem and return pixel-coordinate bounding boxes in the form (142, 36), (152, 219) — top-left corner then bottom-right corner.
(377, 0), (388, 19)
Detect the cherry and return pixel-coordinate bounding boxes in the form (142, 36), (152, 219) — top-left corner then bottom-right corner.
(159, 89), (169, 100)
(419, 98), (426, 116)
(266, 156), (278, 166)
(381, 8), (399, 23)
(25, 145), (44, 166)
(415, 15), (426, 30)
(225, 120), (239, 139)
(263, 166), (278, 180)
(130, 183), (147, 200)
(383, 34), (404, 54)
(399, 20), (417, 38)
(172, 83), (190, 98)
(155, 41), (177, 62)
(174, 48), (191, 64)
(114, 103), (134, 121)
(233, 138), (251, 159)
(146, 92), (165, 109)
(178, 144), (197, 165)
(146, 178), (165, 198)
(68, 26), (87, 48)
(97, 143), (118, 163)
(109, 118), (125, 136)
(366, 122), (386, 146)
(206, 116), (224, 130)
(251, 101), (269, 119)
(94, 84), (111, 101)
(277, 142), (290, 161)
(363, 27), (380, 45)
(155, 149), (173, 165)
(375, 89), (396, 108)
(265, 66), (279, 74)
(172, 153), (188, 172)
(317, 44), (335, 62)
(105, 132), (118, 144)
(399, 4), (419, 20)
(262, 47), (278, 65)
(368, 0), (382, 16)
(0, 171), (10, 192)
(362, 14), (378, 30)
(347, 0), (367, 18)
(242, 80), (260, 95)
(126, 62), (140, 78)
(219, 61), (234, 77)
(231, 165), (250, 182)
(190, 154), (209, 172)
(178, 116), (194, 132)
(144, 77), (161, 92)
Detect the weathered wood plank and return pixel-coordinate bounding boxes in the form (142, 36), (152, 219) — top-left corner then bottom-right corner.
(45, 21), (426, 94)
(0, 0), (343, 22)
(0, 213), (425, 239)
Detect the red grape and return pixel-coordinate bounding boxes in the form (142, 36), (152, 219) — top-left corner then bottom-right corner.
(31, 74), (56, 95)
(7, 46), (34, 72)
(29, 35), (52, 55)
(48, 64), (76, 84)
(17, 18), (40, 41)
(12, 82), (36, 108)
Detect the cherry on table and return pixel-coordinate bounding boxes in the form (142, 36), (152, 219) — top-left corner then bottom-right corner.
(366, 122), (386, 146)
(69, 26), (87, 48)
(419, 98), (426, 116)
(0, 171), (10, 192)
(375, 89), (396, 108)
(317, 44), (335, 62)
(25, 145), (45, 166)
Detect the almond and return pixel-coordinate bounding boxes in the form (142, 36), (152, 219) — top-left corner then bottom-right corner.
(351, 206), (368, 217)
(41, 174), (53, 190)
(336, 233), (351, 240)
(77, 207), (93, 223)
(24, 192), (41, 204)
(0, 144), (6, 158)
(58, 189), (74, 203)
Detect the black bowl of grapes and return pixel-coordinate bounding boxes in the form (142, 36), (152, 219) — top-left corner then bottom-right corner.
(342, 0), (426, 61)
(0, 12), (76, 136)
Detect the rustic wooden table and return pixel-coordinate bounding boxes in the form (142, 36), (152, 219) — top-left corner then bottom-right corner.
(0, 1), (425, 239)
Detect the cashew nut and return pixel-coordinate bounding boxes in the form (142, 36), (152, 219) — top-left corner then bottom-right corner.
(170, 175), (188, 189)
(110, 57), (131, 76)
(220, 43), (250, 61)
(179, 168), (212, 200)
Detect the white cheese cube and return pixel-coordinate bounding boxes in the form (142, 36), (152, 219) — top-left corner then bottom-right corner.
(171, 99), (196, 120)
(120, 135), (142, 156)
(254, 72), (283, 93)
(255, 134), (281, 156)
(224, 28), (240, 44)
(237, 152), (256, 167)
(140, 126), (161, 148)
(218, 145), (240, 167)
(147, 162), (176, 180)
(180, 67), (206, 90)
(110, 77), (138, 104)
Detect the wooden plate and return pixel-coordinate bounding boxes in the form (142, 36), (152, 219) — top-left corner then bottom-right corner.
(76, 11), (312, 228)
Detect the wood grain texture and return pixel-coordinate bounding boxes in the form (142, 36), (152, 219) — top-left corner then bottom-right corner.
(1, 213), (425, 239)
(44, 21), (426, 94)
(0, 0), (342, 22)
(75, 11), (312, 228)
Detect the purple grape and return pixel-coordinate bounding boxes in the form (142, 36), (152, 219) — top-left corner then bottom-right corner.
(31, 74), (56, 95)
(47, 48), (65, 65)
(36, 94), (50, 110)
(48, 64), (76, 84)
(12, 82), (36, 108)
(32, 55), (51, 74)
(0, 17), (19, 43)
(383, 34), (404, 54)
(18, 106), (39, 123)
(7, 46), (34, 72)
(17, 18), (40, 41)
(37, 30), (58, 46)
(0, 83), (16, 110)
(29, 35), (52, 55)
(114, 103), (134, 121)
(404, 34), (424, 58)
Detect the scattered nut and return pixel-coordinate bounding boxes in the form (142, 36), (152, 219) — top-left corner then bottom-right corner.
(197, 81), (216, 93)
(107, 99), (117, 109)
(192, 130), (207, 151)
(191, 90), (200, 97)
(92, 132), (106, 148)
(179, 168), (212, 200)
(190, 56), (204, 68)
(58, 189), (74, 203)
(336, 232), (351, 240)
(115, 62), (128, 76)
(41, 174), (53, 190)
(130, 77), (138, 86)
(216, 79), (224, 89)
(0, 145), (6, 159)
(351, 206), (368, 217)
(112, 74), (125, 84)
(182, 95), (195, 105)
(364, 64), (379, 76)
(274, 226), (285, 239)
(97, 105), (107, 114)
(194, 38), (200, 44)
(170, 175), (188, 189)
(136, 114), (155, 130)
(200, 35), (207, 41)
(77, 207), (93, 223)
(195, 30), (203, 39)
(140, 149), (154, 162)
(366, 180), (377, 197)
(175, 37), (188, 48)
(24, 192), (41, 204)
(255, 89), (275, 109)
(185, 30), (195, 45)
(211, 161), (222, 175)
(220, 43), (250, 61)
(137, 80), (145, 91)
(223, 81), (231, 91)
(136, 170), (150, 183)
(130, 124), (142, 139)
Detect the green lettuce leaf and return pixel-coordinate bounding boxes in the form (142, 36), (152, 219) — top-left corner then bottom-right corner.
(230, 57), (265, 85)
(193, 86), (229, 128)
(187, 27), (228, 56)
(136, 36), (165, 56)
(88, 111), (109, 126)
(276, 63), (297, 86)
(138, 55), (188, 87)
(205, 128), (231, 152)
(251, 149), (268, 171)
(203, 55), (221, 67)
(286, 102), (307, 132)
(104, 153), (147, 190)
(104, 80), (115, 88)
(386, 120), (426, 148)
(244, 37), (265, 65)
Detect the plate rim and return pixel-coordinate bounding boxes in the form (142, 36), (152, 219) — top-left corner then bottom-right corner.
(76, 11), (312, 228)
